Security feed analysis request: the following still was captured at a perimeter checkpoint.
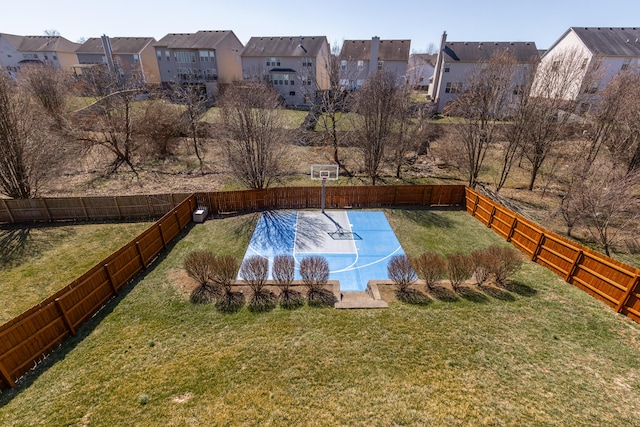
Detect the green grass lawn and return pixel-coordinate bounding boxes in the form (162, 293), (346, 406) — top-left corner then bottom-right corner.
(1, 210), (640, 426)
(0, 221), (151, 324)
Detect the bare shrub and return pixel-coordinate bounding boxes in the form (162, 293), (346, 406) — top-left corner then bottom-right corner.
(485, 245), (524, 286)
(273, 254), (303, 309)
(412, 252), (447, 291)
(239, 255), (273, 311)
(210, 255), (239, 298)
(471, 249), (493, 285)
(446, 253), (474, 291)
(184, 251), (215, 304)
(299, 256), (334, 306)
(387, 254), (417, 293)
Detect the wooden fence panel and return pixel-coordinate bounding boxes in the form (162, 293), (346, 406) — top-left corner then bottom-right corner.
(0, 304), (69, 386)
(465, 187), (640, 324)
(41, 197), (86, 220)
(2, 199), (50, 222)
(59, 268), (114, 330)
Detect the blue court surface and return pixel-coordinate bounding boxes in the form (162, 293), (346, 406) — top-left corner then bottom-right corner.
(240, 210), (406, 291)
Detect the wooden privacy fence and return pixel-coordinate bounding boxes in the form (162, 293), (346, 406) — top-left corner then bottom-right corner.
(465, 187), (640, 324)
(196, 184), (467, 213)
(0, 194), (190, 224)
(0, 195), (196, 389)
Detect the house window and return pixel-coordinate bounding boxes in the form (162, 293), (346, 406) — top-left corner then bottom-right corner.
(290, 91), (296, 96)
(23, 53), (38, 59)
(444, 82), (462, 94)
(339, 78), (349, 87)
(302, 57), (312, 67)
(377, 60), (384, 70)
(266, 57), (281, 66)
(444, 63), (450, 72)
(199, 50), (215, 62)
(621, 58), (631, 71)
(301, 76), (312, 86)
(157, 50), (162, 61)
(133, 54), (140, 63)
(581, 58), (588, 69)
(552, 61), (560, 71)
(513, 85), (524, 95)
(175, 51), (196, 63)
(52, 54), (57, 60)
(340, 60), (347, 70)
(166, 51), (170, 61)
(356, 79), (365, 88)
(357, 60), (364, 70)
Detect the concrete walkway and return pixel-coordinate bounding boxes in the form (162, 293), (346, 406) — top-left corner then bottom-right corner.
(334, 282), (388, 309)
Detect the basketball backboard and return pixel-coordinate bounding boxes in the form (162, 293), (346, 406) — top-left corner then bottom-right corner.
(310, 164), (339, 181)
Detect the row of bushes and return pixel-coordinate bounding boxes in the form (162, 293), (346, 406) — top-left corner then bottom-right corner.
(184, 252), (336, 312)
(388, 245), (524, 296)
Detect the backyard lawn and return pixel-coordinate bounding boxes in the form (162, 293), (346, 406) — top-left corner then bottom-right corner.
(1, 210), (639, 426)
(0, 221), (152, 324)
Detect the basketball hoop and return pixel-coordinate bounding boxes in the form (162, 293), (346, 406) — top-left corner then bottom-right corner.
(310, 164), (339, 213)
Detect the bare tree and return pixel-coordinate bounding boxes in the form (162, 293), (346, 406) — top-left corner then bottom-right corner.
(299, 255), (335, 305)
(184, 251), (215, 304)
(137, 98), (182, 160)
(518, 48), (600, 190)
(575, 166), (640, 256)
(18, 63), (70, 124)
(448, 51), (518, 188)
(0, 72), (60, 198)
(273, 254), (302, 308)
(352, 71), (400, 185)
(446, 253), (474, 291)
(240, 255), (271, 309)
(173, 84), (208, 174)
(43, 29), (61, 37)
(218, 81), (286, 189)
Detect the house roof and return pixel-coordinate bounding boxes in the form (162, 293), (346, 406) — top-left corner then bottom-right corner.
(340, 39), (411, 61)
(409, 53), (437, 67)
(154, 30), (238, 49)
(76, 37), (155, 55)
(241, 36), (328, 57)
(571, 27), (640, 56)
(0, 33), (79, 53)
(442, 41), (539, 62)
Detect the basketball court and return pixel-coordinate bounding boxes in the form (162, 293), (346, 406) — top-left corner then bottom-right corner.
(240, 209), (406, 291)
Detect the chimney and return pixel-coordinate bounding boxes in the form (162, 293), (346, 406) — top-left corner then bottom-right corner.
(101, 34), (115, 73)
(368, 36), (381, 76)
(429, 31), (447, 107)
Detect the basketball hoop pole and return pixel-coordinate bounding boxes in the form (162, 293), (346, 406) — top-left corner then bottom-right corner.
(321, 177), (327, 213)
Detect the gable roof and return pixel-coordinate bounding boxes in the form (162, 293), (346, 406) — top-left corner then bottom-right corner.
(571, 27), (640, 56)
(17, 36), (79, 53)
(0, 33), (79, 53)
(442, 41), (538, 62)
(241, 36), (327, 57)
(340, 39), (411, 61)
(154, 30), (239, 49)
(409, 53), (437, 67)
(76, 37), (155, 55)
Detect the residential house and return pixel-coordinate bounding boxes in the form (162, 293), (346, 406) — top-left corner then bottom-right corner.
(536, 27), (640, 109)
(429, 32), (539, 113)
(241, 36), (330, 107)
(74, 36), (160, 84)
(407, 53), (437, 90)
(153, 30), (243, 98)
(338, 37), (411, 90)
(0, 33), (80, 77)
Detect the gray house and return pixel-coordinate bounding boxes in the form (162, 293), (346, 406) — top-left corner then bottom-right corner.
(338, 37), (411, 90)
(429, 32), (539, 113)
(0, 33), (79, 78)
(74, 36), (160, 84)
(154, 30), (244, 98)
(407, 53), (437, 90)
(241, 36), (330, 107)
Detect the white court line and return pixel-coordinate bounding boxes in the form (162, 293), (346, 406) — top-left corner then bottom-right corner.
(332, 245), (403, 273)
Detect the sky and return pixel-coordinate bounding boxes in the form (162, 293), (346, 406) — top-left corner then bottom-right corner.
(3, 0), (640, 51)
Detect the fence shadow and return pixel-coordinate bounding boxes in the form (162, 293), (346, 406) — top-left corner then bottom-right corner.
(0, 225), (189, 406)
(0, 224), (76, 269)
(396, 209), (456, 229)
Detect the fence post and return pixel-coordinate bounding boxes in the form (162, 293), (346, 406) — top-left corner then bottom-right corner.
(135, 242), (146, 269)
(158, 224), (167, 249)
(41, 199), (53, 222)
(0, 359), (15, 388)
(104, 264), (118, 295)
(1, 199), (15, 223)
(55, 298), (76, 336)
(616, 275), (640, 314)
(113, 197), (122, 220)
(487, 206), (497, 228)
(532, 232), (545, 261)
(79, 197), (89, 221)
(472, 193), (480, 216)
(565, 250), (583, 283)
(174, 210), (181, 230)
(507, 216), (518, 242)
